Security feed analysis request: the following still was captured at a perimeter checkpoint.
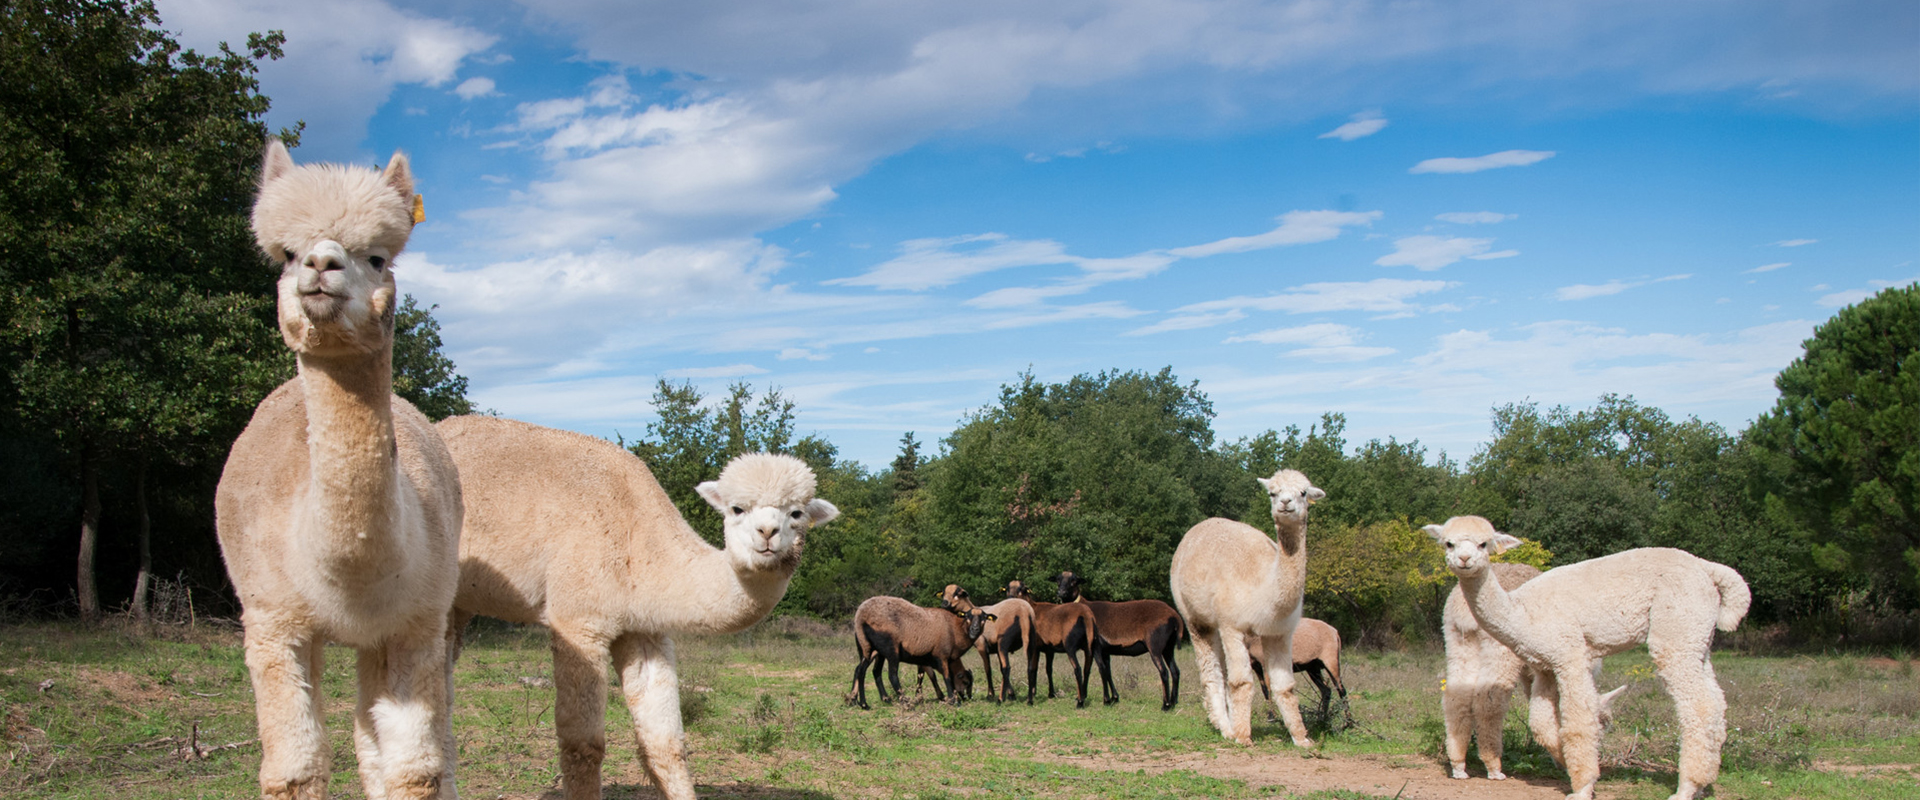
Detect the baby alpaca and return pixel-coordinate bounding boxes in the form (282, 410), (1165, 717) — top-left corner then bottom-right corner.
(1443, 562), (1541, 780)
(1427, 516), (1749, 800)
(217, 140), (462, 799)
(441, 420), (837, 800)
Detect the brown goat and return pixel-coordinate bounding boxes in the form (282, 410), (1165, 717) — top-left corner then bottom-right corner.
(937, 587), (1038, 703)
(994, 581), (1098, 707)
(849, 596), (992, 709)
(914, 664), (974, 701)
(1057, 572), (1185, 710)
(1248, 617), (1349, 727)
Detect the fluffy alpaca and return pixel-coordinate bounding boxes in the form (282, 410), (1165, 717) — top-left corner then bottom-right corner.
(216, 140), (463, 799)
(1442, 562), (1541, 780)
(1169, 469), (1323, 747)
(1426, 516), (1750, 800)
(439, 418), (837, 800)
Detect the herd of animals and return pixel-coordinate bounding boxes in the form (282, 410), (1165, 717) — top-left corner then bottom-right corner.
(210, 142), (1754, 800)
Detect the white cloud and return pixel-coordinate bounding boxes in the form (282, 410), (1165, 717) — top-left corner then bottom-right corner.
(1435, 211), (1516, 224)
(454, 77), (497, 99)
(1319, 111), (1388, 141)
(663, 364), (770, 379)
(1169, 210), (1381, 258)
(1746, 262), (1791, 274)
(1772, 239), (1818, 247)
(778, 348), (830, 361)
(1555, 273), (1692, 301)
(159, 0), (496, 160)
(1818, 277), (1919, 308)
(1135, 278), (1454, 334)
(1375, 236), (1500, 270)
(1410, 150), (1556, 174)
(828, 234), (1083, 292)
(1471, 249), (1521, 260)
(1225, 322), (1360, 346)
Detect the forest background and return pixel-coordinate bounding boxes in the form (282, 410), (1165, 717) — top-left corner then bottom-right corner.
(2, 0), (1914, 650)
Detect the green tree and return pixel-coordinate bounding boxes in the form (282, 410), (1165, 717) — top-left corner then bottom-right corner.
(1750, 283), (1920, 607)
(890, 432), (922, 496)
(918, 368), (1240, 603)
(391, 294), (473, 421)
(628, 379), (820, 545)
(0, 0), (293, 620)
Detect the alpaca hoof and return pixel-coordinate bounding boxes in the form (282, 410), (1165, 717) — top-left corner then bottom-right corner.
(1233, 734), (1253, 746)
(1488, 770), (1507, 780)
(1450, 767), (1469, 780)
(1292, 736), (1315, 749)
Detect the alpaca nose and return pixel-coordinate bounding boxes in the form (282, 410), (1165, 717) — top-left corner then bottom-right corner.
(303, 252), (345, 272)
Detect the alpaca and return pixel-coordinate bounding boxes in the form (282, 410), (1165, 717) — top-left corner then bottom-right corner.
(1442, 562), (1540, 780)
(1169, 469), (1323, 747)
(1426, 516), (1750, 800)
(438, 417), (837, 800)
(216, 140), (463, 799)
(1247, 617), (1348, 727)
(1056, 572), (1184, 710)
(849, 596), (993, 708)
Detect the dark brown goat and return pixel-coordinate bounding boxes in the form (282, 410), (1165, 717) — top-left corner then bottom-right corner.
(850, 596), (993, 709)
(1247, 617), (1349, 727)
(1056, 572), (1184, 710)
(990, 581), (1097, 707)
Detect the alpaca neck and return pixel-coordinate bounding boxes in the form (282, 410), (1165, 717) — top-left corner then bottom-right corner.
(1457, 568), (1546, 661)
(646, 533), (796, 635)
(1270, 516), (1309, 589)
(296, 349), (404, 569)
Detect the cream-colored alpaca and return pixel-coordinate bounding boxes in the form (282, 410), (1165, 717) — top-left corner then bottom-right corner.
(1426, 516), (1750, 800)
(438, 416), (837, 800)
(1169, 469), (1322, 747)
(217, 140), (462, 800)
(1443, 561), (1540, 780)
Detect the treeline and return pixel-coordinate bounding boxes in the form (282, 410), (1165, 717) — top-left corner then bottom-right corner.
(618, 284), (1916, 648)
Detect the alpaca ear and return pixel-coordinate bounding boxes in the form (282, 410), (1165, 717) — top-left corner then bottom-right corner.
(694, 481), (726, 513)
(805, 498), (839, 526)
(382, 151), (413, 199)
(1304, 485), (1327, 503)
(261, 138), (294, 185)
(1422, 523), (1446, 544)
(1256, 477), (1272, 492)
(1490, 532), (1523, 554)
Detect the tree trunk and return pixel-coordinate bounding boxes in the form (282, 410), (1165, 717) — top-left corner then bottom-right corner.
(77, 445), (102, 623)
(132, 459), (152, 623)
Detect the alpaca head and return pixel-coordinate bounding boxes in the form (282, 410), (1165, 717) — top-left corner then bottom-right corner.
(1423, 515), (1523, 578)
(696, 452), (839, 573)
(1257, 469), (1325, 527)
(252, 138), (415, 359)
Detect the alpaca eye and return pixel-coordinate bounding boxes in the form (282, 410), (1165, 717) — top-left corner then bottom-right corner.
(1445, 542), (1454, 549)
(730, 506), (743, 515)
(368, 256), (386, 269)
(789, 510), (804, 520)
(283, 249), (296, 262)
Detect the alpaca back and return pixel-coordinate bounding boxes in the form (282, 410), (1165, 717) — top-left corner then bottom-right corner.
(1171, 517), (1301, 634)
(1508, 548), (1745, 656)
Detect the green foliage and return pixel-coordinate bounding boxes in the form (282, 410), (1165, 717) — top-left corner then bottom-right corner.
(1303, 520), (1451, 644)
(628, 379), (814, 545)
(1750, 282), (1920, 608)
(390, 294), (473, 421)
(1229, 413), (1465, 532)
(917, 368), (1241, 603)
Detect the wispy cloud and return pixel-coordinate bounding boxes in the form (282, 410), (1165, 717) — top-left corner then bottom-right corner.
(663, 364), (769, 379)
(454, 77), (497, 99)
(1168, 210), (1381, 258)
(1746, 262), (1790, 274)
(1223, 323), (1396, 362)
(1375, 236), (1513, 270)
(1555, 274), (1692, 301)
(1817, 277), (1918, 308)
(1131, 279), (1454, 335)
(1435, 211), (1516, 225)
(1410, 150), (1556, 174)
(1318, 111), (1388, 141)
(1772, 238), (1818, 247)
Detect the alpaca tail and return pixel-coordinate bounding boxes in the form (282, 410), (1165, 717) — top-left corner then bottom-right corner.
(1705, 560), (1752, 632)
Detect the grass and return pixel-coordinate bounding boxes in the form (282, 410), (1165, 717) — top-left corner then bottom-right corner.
(2, 616), (1916, 799)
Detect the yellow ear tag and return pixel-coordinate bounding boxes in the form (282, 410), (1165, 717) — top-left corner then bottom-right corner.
(411, 194), (425, 225)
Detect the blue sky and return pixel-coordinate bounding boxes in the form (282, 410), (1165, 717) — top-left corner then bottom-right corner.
(160, 0), (1920, 468)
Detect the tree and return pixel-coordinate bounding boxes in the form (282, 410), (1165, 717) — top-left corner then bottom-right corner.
(890, 432), (922, 496)
(0, 0), (292, 620)
(1751, 282), (1920, 607)
(391, 294), (474, 421)
(628, 379), (813, 545)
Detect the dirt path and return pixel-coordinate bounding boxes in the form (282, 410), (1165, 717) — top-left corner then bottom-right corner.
(1037, 748), (1629, 799)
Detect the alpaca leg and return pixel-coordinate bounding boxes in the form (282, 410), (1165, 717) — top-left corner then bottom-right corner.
(1442, 679), (1474, 779)
(1552, 668), (1603, 800)
(1190, 629), (1232, 739)
(1258, 634), (1313, 748)
(1477, 684), (1513, 780)
(1219, 633), (1257, 745)
(1527, 670), (1565, 765)
(611, 634), (694, 800)
(1655, 648), (1727, 800)
(552, 631), (612, 800)
(356, 626), (456, 800)
(246, 626), (330, 799)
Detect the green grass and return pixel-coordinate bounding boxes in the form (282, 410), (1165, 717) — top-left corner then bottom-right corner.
(2, 617), (1916, 798)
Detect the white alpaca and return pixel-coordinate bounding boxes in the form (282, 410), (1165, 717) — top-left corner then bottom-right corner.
(1426, 516), (1750, 800)
(1169, 469), (1322, 747)
(216, 140), (462, 799)
(438, 416), (837, 800)
(1443, 561), (1540, 780)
